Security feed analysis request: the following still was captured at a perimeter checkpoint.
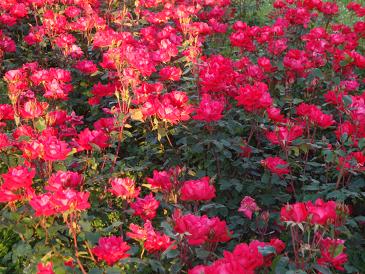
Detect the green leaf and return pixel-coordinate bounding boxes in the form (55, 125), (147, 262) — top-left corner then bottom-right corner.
(358, 138), (365, 150)
(292, 98), (303, 105)
(170, 262), (182, 273)
(354, 216), (365, 223)
(157, 127), (166, 142)
(162, 249), (179, 259)
(343, 95), (352, 107)
(200, 203), (226, 211)
(35, 118), (47, 132)
(160, 221), (175, 238)
(334, 244), (344, 257)
(54, 266), (67, 274)
(149, 259), (165, 273)
(12, 242), (32, 261)
(89, 268), (104, 274)
(53, 162), (67, 171)
(322, 150), (334, 163)
(312, 68), (323, 78)
(261, 172), (270, 184)
(274, 256), (289, 274)
(106, 267), (122, 274)
(195, 247), (210, 259)
(85, 232), (101, 245)
(258, 245), (276, 256)
(313, 264), (332, 274)
(306, 162), (323, 167)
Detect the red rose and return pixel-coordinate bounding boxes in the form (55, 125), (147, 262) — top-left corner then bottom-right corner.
(280, 202), (308, 223)
(92, 236), (130, 266)
(130, 193), (160, 220)
(193, 94), (225, 122)
(109, 177), (140, 201)
(261, 156), (290, 176)
(42, 136), (71, 161)
(238, 196), (260, 219)
(180, 176), (216, 201)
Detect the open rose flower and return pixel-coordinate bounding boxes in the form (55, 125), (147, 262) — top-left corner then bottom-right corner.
(193, 94), (225, 122)
(37, 262), (54, 274)
(130, 193), (160, 220)
(280, 202), (308, 223)
(307, 199), (337, 225)
(92, 236), (130, 266)
(1, 166), (35, 191)
(261, 156), (290, 176)
(109, 177), (140, 201)
(74, 60), (98, 75)
(42, 136), (71, 161)
(180, 176), (216, 201)
(146, 169), (172, 192)
(238, 196), (260, 219)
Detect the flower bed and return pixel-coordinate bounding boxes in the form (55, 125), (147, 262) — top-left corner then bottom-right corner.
(0, 0), (365, 273)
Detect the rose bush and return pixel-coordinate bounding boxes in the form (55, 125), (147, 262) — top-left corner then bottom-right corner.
(0, 0), (365, 273)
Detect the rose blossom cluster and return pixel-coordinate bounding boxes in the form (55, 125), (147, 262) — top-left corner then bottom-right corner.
(189, 238), (285, 274)
(127, 220), (174, 254)
(30, 171), (89, 216)
(280, 199), (349, 270)
(280, 198), (340, 225)
(173, 210), (231, 246)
